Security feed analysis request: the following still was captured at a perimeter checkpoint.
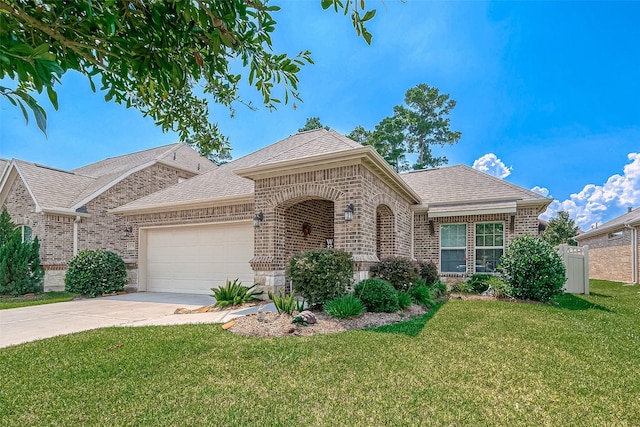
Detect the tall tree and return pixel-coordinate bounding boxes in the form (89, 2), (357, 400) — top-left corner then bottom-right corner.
(0, 0), (376, 157)
(394, 83), (461, 170)
(348, 83), (461, 171)
(541, 211), (580, 246)
(298, 117), (330, 132)
(368, 116), (409, 172)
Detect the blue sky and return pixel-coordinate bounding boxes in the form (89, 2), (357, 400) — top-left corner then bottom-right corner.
(1, 1), (638, 230)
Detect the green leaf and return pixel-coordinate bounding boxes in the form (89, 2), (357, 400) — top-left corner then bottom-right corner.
(47, 87), (59, 110)
(362, 10), (377, 22)
(33, 105), (47, 135)
(321, 0), (333, 10)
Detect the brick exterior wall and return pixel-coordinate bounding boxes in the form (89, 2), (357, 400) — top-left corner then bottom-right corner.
(2, 164), (196, 291)
(251, 163), (414, 293)
(578, 229), (634, 283)
(413, 207), (541, 278)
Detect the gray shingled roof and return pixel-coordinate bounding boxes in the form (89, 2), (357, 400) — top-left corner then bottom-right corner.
(14, 160), (95, 210)
(400, 165), (550, 209)
(1, 143), (214, 214)
(576, 207), (640, 240)
(113, 131), (552, 216)
(0, 159), (8, 177)
(114, 129), (363, 212)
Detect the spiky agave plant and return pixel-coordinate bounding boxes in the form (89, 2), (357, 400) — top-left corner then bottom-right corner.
(211, 279), (262, 308)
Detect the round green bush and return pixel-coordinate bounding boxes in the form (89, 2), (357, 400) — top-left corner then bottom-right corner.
(497, 234), (566, 302)
(324, 294), (365, 319)
(65, 249), (127, 297)
(371, 257), (420, 291)
(288, 249), (353, 309)
(354, 279), (399, 313)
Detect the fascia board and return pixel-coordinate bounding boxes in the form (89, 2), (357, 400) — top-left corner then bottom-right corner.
(41, 208), (92, 218)
(110, 194), (254, 215)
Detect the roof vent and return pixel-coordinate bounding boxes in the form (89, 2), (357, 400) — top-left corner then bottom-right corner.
(628, 207), (633, 213)
(75, 205), (88, 214)
(173, 152), (176, 160)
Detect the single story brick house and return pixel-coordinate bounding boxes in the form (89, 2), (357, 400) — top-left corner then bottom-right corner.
(0, 144), (216, 290)
(2, 130), (550, 294)
(575, 207), (640, 284)
(106, 129), (551, 295)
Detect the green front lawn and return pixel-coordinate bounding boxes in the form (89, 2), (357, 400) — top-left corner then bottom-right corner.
(0, 291), (76, 310)
(1, 280), (638, 426)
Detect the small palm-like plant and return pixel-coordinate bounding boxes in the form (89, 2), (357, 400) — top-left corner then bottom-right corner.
(211, 279), (262, 308)
(268, 290), (304, 315)
(324, 294), (365, 319)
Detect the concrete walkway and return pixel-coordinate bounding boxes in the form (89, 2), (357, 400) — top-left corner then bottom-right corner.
(0, 292), (276, 348)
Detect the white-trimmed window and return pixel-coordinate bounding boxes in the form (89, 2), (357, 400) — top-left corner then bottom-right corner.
(440, 224), (467, 273)
(475, 222), (504, 273)
(608, 231), (623, 239)
(19, 225), (33, 243)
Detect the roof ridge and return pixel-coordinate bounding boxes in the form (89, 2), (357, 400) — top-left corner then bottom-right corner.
(226, 129), (329, 168)
(155, 142), (185, 161)
(99, 143), (179, 163)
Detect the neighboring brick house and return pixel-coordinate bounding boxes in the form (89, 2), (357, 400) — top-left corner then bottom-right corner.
(575, 208), (640, 284)
(112, 129), (551, 296)
(0, 144), (216, 290)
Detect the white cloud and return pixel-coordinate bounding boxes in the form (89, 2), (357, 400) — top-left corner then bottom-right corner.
(472, 153), (512, 179)
(530, 186), (550, 197)
(538, 152), (640, 230)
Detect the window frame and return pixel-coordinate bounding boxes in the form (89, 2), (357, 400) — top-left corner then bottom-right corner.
(440, 223), (467, 273)
(474, 221), (505, 273)
(15, 225), (33, 243)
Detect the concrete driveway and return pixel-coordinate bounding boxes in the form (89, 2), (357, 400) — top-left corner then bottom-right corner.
(0, 292), (275, 348)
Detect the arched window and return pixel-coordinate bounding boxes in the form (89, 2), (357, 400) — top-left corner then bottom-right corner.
(18, 225), (32, 243)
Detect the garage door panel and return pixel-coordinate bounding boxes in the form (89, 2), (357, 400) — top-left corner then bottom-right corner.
(145, 223), (254, 294)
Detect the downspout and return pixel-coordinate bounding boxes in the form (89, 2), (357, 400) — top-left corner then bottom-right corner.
(625, 223), (638, 284)
(73, 216), (81, 256)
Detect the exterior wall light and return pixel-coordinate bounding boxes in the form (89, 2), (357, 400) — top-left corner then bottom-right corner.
(253, 211), (264, 228)
(344, 204), (354, 222)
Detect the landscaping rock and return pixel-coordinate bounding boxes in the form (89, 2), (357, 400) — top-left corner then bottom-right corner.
(298, 310), (317, 324)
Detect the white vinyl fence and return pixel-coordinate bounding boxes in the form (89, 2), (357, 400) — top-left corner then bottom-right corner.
(557, 244), (589, 295)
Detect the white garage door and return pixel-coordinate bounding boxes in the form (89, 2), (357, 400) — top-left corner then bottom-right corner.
(144, 222), (254, 294)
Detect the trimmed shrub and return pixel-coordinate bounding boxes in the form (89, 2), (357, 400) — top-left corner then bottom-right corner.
(498, 234), (566, 302)
(466, 274), (493, 294)
(397, 291), (412, 310)
(417, 261), (439, 285)
(354, 279), (399, 313)
(288, 249), (353, 309)
(408, 283), (434, 307)
(0, 209), (44, 296)
(212, 278), (262, 308)
(371, 257), (420, 291)
(324, 295), (365, 319)
(0, 234), (44, 296)
(65, 249), (127, 297)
